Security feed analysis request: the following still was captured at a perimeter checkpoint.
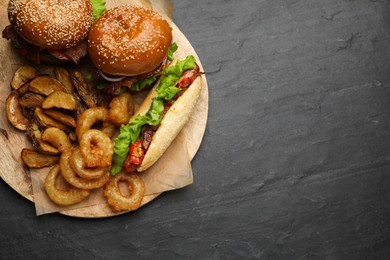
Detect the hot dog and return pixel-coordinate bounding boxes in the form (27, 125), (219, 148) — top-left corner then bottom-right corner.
(111, 55), (203, 174)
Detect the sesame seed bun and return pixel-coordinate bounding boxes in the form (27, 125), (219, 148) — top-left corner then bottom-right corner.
(87, 6), (172, 76)
(8, 0), (93, 49)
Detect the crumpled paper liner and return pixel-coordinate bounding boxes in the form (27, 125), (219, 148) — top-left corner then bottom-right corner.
(29, 0), (200, 216)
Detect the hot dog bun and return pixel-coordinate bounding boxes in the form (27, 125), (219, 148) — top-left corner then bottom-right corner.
(135, 76), (203, 172)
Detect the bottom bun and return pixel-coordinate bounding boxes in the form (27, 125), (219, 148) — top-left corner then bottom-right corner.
(137, 76), (203, 172)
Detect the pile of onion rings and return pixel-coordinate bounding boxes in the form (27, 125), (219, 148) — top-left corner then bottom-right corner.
(45, 104), (144, 211)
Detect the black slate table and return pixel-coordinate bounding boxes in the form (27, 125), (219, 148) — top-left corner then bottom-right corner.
(1, 0), (390, 259)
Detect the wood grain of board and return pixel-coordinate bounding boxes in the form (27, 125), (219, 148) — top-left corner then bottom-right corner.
(0, 0), (208, 218)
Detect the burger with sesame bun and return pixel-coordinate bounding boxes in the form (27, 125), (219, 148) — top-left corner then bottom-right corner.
(2, 0), (106, 64)
(87, 5), (178, 93)
(90, 6), (205, 175)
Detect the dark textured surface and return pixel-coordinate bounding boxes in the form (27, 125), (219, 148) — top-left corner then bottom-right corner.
(2, 0), (390, 259)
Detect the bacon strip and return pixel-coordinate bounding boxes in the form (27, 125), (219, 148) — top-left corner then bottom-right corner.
(47, 41), (88, 64)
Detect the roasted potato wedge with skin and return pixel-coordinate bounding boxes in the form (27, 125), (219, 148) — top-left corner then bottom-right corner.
(73, 92), (88, 119)
(53, 67), (75, 94)
(35, 107), (71, 132)
(21, 105), (35, 121)
(21, 148), (59, 168)
(17, 82), (30, 95)
(27, 120), (43, 149)
(42, 127), (72, 152)
(19, 93), (45, 110)
(71, 71), (97, 108)
(42, 91), (77, 110)
(26, 120), (60, 155)
(43, 109), (77, 128)
(28, 75), (68, 96)
(11, 65), (40, 90)
(6, 91), (29, 131)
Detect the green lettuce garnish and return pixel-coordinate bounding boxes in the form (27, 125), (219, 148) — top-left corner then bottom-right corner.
(131, 76), (158, 91)
(110, 55), (196, 175)
(90, 0), (106, 20)
(130, 43), (179, 91)
(167, 42), (178, 61)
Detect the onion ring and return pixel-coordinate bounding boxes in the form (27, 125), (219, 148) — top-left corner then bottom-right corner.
(101, 120), (116, 138)
(103, 171), (145, 212)
(70, 147), (107, 180)
(76, 107), (110, 139)
(79, 129), (114, 168)
(60, 149), (110, 189)
(44, 164), (90, 206)
(97, 69), (126, 82)
(108, 92), (134, 127)
(41, 127), (72, 152)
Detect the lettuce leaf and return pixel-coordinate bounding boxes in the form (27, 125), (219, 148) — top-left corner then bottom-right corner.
(167, 42), (178, 61)
(90, 0), (106, 20)
(131, 43), (179, 91)
(110, 55), (196, 175)
(131, 76), (157, 91)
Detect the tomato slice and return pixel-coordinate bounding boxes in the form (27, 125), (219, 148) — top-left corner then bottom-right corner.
(124, 141), (145, 173)
(129, 141), (145, 165)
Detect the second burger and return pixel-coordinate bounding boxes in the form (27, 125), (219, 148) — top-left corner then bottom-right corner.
(87, 5), (173, 90)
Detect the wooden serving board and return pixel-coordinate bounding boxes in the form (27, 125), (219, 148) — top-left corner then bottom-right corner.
(0, 0), (208, 218)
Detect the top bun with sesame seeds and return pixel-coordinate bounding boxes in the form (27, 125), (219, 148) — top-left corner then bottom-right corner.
(87, 6), (172, 76)
(7, 0), (93, 50)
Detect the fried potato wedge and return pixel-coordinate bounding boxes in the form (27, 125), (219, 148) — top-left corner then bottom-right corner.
(11, 65), (40, 90)
(42, 91), (76, 110)
(19, 93), (45, 110)
(53, 67), (74, 94)
(72, 93), (88, 119)
(71, 71), (97, 108)
(28, 75), (68, 96)
(27, 120), (44, 149)
(6, 91), (28, 131)
(26, 120), (60, 155)
(21, 148), (59, 168)
(35, 107), (70, 132)
(17, 82), (30, 95)
(43, 109), (77, 128)
(42, 127), (72, 152)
